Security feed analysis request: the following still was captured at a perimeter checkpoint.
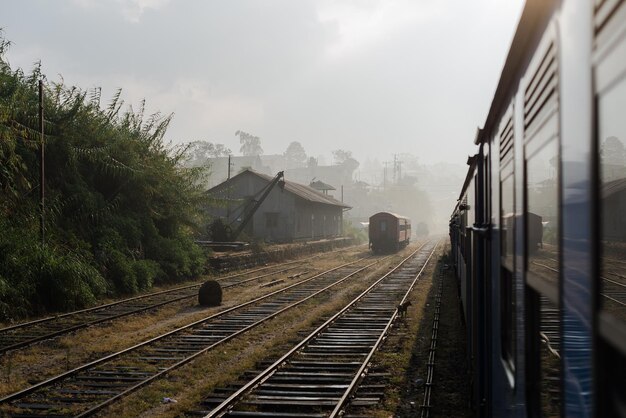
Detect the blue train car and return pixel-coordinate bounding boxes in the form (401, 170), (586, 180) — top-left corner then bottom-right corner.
(449, 1), (626, 416)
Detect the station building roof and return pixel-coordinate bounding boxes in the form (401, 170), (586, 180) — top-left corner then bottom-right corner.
(209, 169), (352, 209)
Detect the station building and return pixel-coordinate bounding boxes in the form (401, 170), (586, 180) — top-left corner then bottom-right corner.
(207, 169), (351, 242)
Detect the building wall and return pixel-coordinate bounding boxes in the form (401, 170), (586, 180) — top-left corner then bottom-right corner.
(209, 172), (344, 242)
(293, 200), (343, 240)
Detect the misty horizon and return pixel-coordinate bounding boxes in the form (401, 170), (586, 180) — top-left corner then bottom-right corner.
(1, 0), (524, 167)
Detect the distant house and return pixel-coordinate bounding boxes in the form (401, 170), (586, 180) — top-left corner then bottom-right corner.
(309, 180), (336, 196)
(207, 169), (351, 242)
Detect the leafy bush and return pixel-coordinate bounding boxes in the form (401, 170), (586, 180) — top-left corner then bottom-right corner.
(0, 33), (209, 320)
(0, 219), (107, 320)
(343, 219), (367, 243)
(38, 250), (106, 312)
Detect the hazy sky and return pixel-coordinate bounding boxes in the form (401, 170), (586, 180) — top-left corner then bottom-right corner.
(1, 0), (524, 165)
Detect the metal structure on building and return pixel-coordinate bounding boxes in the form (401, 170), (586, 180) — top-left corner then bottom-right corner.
(208, 169), (351, 242)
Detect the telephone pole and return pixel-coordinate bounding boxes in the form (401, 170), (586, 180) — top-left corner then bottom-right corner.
(39, 80), (45, 247)
(227, 154), (232, 180)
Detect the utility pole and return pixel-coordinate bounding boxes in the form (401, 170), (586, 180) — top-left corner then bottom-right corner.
(39, 80), (45, 247)
(227, 154), (232, 180)
(227, 154), (232, 221)
(393, 154), (397, 184)
(383, 161), (390, 190)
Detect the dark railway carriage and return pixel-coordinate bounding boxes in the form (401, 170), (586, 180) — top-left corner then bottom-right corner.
(449, 1), (626, 417)
(368, 212), (411, 253)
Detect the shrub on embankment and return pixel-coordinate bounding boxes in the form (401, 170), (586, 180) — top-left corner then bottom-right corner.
(0, 33), (207, 321)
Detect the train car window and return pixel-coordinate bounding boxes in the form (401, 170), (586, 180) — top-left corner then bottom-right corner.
(468, 179), (475, 226)
(500, 164), (516, 369)
(597, 72), (626, 344)
(500, 266), (516, 370)
(525, 139), (559, 296)
(380, 220), (387, 232)
(525, 289), (562, 417)
(501, 172), (515, 269)
(595, 3), (626, 415)
(523, 35), (560, 302)
(539, 296), (562, 416)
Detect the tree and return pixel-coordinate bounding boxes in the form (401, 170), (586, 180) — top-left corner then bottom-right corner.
(0, 33), (207, 319)
(184, 141), (231, 166)
(211, 143), (231, 158)
(332, 149), (359, 172)
(284, 141), (307, 165)
(332, 149), (353, 164)
(236, 130), (263, 156)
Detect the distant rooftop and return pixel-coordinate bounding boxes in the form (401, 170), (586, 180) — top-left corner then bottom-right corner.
(208, 169), (351, 209)
(309, 180), (336, 191)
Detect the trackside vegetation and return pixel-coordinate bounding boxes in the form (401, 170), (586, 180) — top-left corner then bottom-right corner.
(0, 34), (208, 321)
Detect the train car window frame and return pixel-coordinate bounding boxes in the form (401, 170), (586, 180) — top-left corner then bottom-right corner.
(524, 137), (560, 304)
(522, 33), (562, 306)
(594, 3), (626, 415)
(500, 164), (515, 271)
(521, 24), (563, 418)
(500, 170), (516, 371)
(594, 0), (626, 358)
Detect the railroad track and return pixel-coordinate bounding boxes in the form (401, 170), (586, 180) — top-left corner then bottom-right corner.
(208, 238), (356, 272)
(194, 240), (438, 418)
(534, 256), (626, 309)
(0, 250), (392, 417)
(0, 258), (316, 355)
(0, 244), (364, 356)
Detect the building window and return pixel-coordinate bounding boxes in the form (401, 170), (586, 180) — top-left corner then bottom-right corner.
(265, 212), (279, 228)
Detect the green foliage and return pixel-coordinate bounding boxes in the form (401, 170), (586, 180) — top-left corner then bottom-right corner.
(284, 141), (307, 165)
(342, 219), (367, 243)
(235, 130), (263, 156)
(0, 219), (106, 320)
(208, 218), (232, 242)
(249, 238), (266, 254)
(0, 33), (208, 320)
(182, 140), (231, 167)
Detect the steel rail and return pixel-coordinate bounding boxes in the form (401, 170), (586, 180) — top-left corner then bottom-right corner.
(73, 257), (387, 418)
(0, 253), (388, 417)
(203, 240), (437, 418)
(420, 260), (444, 418)
(0, 256), (366, 403)
(0, 250), (349, 355)
(0, 266), (303, 355)
(0, 258), (310, 334)
(329, 240), (438, 418)
(0, 242), (362, 337)
(532, 261), (626, 307)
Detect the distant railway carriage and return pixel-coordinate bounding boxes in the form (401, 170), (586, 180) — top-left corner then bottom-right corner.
(368, 212), (411, 253)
